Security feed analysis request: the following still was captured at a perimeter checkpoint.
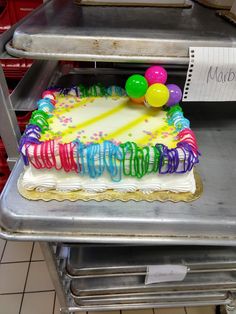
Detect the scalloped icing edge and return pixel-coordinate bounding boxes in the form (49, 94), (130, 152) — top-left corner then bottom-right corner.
(17, 169), (203, 203)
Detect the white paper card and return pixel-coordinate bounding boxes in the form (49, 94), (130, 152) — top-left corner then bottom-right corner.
(145, 265), (187, 285)
(183, 47), (236, 102)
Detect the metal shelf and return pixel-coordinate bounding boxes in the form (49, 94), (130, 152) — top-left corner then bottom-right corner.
(0, 2), (236, 312)
(66, 246), (236, 278)
(1, 69), (236, 245)
(10, 60), (59, 111)
(6, 0), (236, 63)
(1, 103), (236, 244)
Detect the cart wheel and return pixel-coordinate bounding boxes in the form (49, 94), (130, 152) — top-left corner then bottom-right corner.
(226, 304), (236, 314)
(60, 309), (74, 314)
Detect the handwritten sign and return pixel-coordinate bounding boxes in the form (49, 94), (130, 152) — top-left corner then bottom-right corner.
(183, 47), (236, 101)
(145, 265), (187, 285)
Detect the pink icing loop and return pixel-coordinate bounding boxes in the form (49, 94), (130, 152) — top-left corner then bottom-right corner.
(49, 99), (56, 106)
(178, 128), (198, 154)
(42, 91), (56, 101)
(59, 143), (78, 172)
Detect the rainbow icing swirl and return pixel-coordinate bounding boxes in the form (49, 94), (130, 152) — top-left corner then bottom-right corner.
(20, 86), (200, 182)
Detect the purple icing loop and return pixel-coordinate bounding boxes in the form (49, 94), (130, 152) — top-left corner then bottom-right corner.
(177, 142), (200, 173)
(19, 124), (42, 165)
(156, 142), (200, 175)
(24, 124), (41, 139)
(58, 86), (79, 96)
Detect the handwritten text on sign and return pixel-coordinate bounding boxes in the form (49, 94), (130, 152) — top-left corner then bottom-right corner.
(183, 47), (236, 102)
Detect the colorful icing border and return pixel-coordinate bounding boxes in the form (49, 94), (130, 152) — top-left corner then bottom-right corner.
(19, 85), (200, 182)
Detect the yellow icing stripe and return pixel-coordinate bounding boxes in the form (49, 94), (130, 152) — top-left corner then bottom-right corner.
(59, 102), (128, 137)
(136, 127), (179, 147)
(102, 114), (154, 142)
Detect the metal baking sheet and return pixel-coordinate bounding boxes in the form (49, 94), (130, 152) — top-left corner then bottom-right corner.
(67, 299), (231, 312)
(1, 70), (236, 244)
(7, 0), (236, 63)
(67, 245), (236, 277)
(194, 0), (233, 9)
(70, 272), (236, 296)
(77, 0), (192, 7)
(68, 292), (232, 312)
(72, 291), (228, 306)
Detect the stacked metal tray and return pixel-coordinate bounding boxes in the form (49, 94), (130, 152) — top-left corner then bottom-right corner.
(64, 245), (236, 310)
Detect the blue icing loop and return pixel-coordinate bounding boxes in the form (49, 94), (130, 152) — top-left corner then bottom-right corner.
(87, 143), (104, 178)
(106, 86), (127, 97)
(167, 109), (190, 132)
(74, 140), (86, 176)
(73, 140), (123, 182)
(37, 99), (54, 116)
(103, 141), (123, 182)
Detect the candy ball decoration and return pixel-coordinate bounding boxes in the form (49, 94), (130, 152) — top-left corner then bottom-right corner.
(145, 66), (168, 86)
(166, 84), (182, 107)
(145, 83), (169, 108)
(125, 75), (148, 99)
(131, 96), (145, 104)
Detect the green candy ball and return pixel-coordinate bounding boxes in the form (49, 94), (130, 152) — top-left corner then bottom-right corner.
(125, 74), (148, 99)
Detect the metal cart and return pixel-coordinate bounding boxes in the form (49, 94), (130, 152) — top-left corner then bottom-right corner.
(1, 1), (236, 313)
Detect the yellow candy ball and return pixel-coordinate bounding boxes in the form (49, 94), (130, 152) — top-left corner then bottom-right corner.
(145, 83), (169, 108)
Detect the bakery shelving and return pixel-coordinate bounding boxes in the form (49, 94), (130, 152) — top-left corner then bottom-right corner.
(5, 0), (236, 63)
(1, 112), (236, 244)
(1, 67), (236, 244)
(1, 1), (236, 313)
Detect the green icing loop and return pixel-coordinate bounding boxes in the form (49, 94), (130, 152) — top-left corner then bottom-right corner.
(88, 83), (107, 97)
(29, 110), (49, 133)
(120, 142), (161, 179)
(152, 146), (162, 173)
(120, 142), (134, 176)
(167, 104), (182, 116)
(79, 83), (108, 98)
(78, 84), (89, 98)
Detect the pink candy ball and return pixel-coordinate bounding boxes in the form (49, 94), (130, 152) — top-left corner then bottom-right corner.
(145, 66), (168, 86)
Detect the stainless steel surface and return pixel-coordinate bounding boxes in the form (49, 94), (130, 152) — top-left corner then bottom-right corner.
(1, 100), (236, 243)
(70, 289), (233, 299)
(0, 0), (44, 59)
(72, 291), (228, 306)
(1, 70), (236, 244)
(7, 0), (236, 63)
(0, 65), (21, 169)
(65, 298), (232, 312)
(40, 242), (68, 309)
(78, 0), (192, 7)
(70, 272), (236, 296)
(66, 246), (236, 277)
(10, 60), (59, 111)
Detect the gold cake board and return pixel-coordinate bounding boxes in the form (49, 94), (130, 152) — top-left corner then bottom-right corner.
(18, 171), (203, 202)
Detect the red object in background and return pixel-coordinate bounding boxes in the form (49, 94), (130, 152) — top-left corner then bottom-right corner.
(0, 0), (42, 192)
(0, 112), (31, 192)
(16, 111), (31, 132)
(0, 0), (41, 78)
(1, 58), (33, 78)
(0, 0), (42, 33)
(0, 138), (10, 193)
